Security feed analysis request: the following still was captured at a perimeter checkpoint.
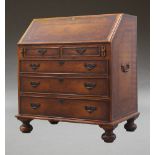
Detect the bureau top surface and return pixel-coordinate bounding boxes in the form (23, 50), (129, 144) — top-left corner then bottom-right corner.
(18, 13), (135, 45)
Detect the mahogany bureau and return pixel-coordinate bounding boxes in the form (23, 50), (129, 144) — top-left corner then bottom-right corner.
(16, 13), (140, 143)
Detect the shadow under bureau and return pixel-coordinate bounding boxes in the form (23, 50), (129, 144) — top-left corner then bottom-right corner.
(16, 13), (140, 143)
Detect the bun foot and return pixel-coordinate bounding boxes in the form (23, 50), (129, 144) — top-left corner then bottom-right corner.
(20, 123), (33, 133)
(99, 124), (118, 143)
(124, 117), (137, 132)
(101, 131), (116, 143)
(17, 117), (33, 133)
(49, 120), (59, 125)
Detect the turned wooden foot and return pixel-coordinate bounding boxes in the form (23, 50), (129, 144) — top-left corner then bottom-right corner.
(18, 118), (33, 133)
(124, 117), (137, 132)
(99, 124), (118, 143)
(49, 120), (59, 125)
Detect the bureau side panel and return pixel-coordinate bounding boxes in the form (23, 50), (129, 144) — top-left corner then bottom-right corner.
(17, 46), (22, 114)
(111, 14), (137, 120)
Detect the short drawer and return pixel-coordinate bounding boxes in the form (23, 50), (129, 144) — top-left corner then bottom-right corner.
(20, 96), (110, 121)
(22, 47), (60, 58)
(62, 46), (102, 57)
(20, 60), (108, 74)
(20, 76), (109, 96)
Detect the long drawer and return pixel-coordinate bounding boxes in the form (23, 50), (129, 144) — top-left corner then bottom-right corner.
(20, 60), (108, 74)
(20, 96), (110, 121)
(20, 76), (109, 96)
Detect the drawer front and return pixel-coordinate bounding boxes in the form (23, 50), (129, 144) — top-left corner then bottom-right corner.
(21, 76), (109, 96)
(22, 47), (59, 58)
(62, 46), (101, 57)
(20, 96), (110, 121)
(20, 60), (108, 74)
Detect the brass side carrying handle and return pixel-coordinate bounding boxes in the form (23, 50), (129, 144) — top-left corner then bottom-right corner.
(121, 64), (130, 73)
(75, 47), (87, 55)
(85, 106), (97, 113)
(84, 82), (96, 90)
(84, 64), (96, 70)
(30, 81), (40, 88)
(30, 64), (40, 71)
(38, 49), (47, 55)
(30, 103), (40, 109)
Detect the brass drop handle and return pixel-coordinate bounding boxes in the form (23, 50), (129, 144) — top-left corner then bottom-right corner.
(38, 49), (47, 55)
(30, 81), (40, 88)
(76, 47), (86, 55)
(30, 64), (40, 71)
(30, 103), (40, 109)
(84, 82), (96, 90)
(84, 64), (96, 70)
(85, 106), (97, 113)
(121, 64), (130, 73)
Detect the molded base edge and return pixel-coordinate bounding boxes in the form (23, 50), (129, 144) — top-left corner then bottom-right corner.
(16, 112), (139, 143)
(16, 112), (140, 125)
